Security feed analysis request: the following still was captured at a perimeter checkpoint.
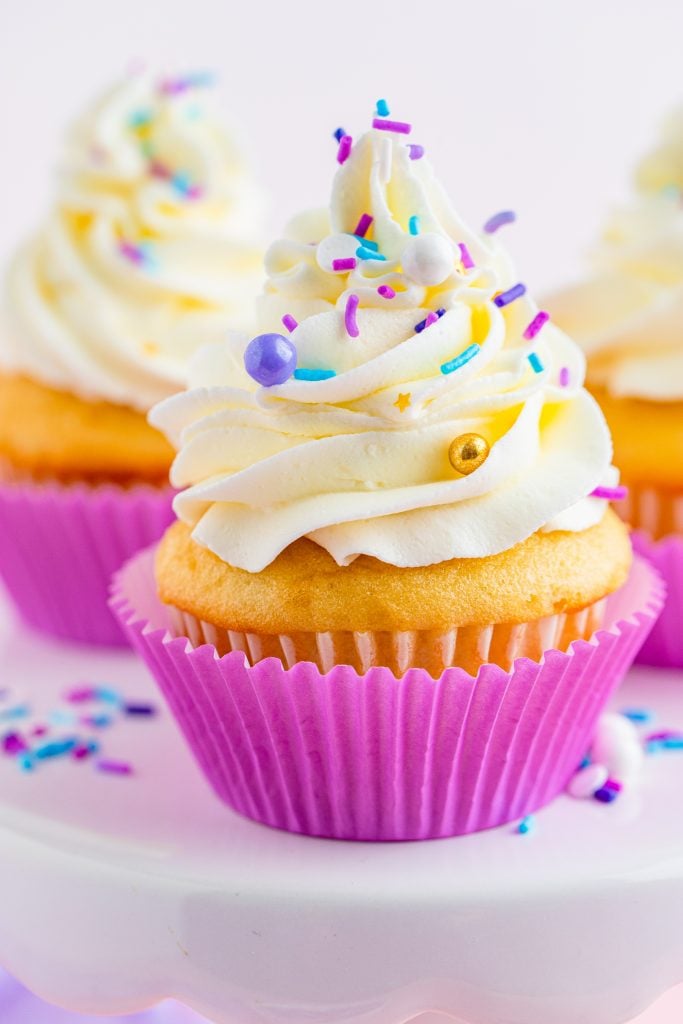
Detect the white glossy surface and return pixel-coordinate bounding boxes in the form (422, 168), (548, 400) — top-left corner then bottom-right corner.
(0, 593), (682, 1024)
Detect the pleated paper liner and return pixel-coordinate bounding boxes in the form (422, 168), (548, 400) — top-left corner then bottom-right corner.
(0, 477), (174, 647)
(111, 548), (663, 841)
(618, 484), (683, 668)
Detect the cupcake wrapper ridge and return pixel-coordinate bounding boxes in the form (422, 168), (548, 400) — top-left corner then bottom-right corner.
(0, 479), (174, 647)
(111, 548), (663, 841)
(631, 530), (683, 668)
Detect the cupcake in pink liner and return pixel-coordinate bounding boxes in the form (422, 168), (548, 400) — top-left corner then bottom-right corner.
(113, 103), (662, 840)
(547, 109), (683, 667)
(0, 68), (264, 645)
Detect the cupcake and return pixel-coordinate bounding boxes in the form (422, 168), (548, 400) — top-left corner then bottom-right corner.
(113, 104), (662, 840)
(548, 109), (683, 667)
(0, 68), (264, 645)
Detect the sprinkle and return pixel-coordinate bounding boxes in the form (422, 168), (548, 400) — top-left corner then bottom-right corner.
(415, 311), (439, 334)
(66, 686), (97, 703)
(332, 257), (357, 272)
(81, 713), (114, 729)
(159, 71), (215, 96)
(483, 210), (517, 234)
(376, 98), (390, 116)
(458, 243), (475, 270)
(408, 215), (421, 236)
(377, 285), (396, 299)
(373, 117), (411, 135)
(354, 213), (373, 238)
(48, 709), (76, 726)
(436, 307), (447, 318)
(567, 762), (608, 799)
(128, 109), (152, 129)
(118, 241), (146, 266)
(333, 127), (346, 143)
(96, 759), (133, 776)
(621, 708), (652, 724)
(337, 134), (353, 164)
(293, 368), (337, 381)
(590, 486), (628, 502)
(559, 366), (570, 387)
(646, 730), (683, 742)
(282, 314), (298, 333)
(2, 732), (27, 756)
(94, 686), (123, 705)
(0, 705), (30, 722)
(594, 786), (619, 804)
(523, 311), (549, 341)
(18, 753), (34, 773)
(354, 236), (378, 251)
(125, 703), (157, 716)
(72, 741), (99, 760)
(408, 144), (425, 160)
(171, 172), (201, 199)
(493, 283), (526, 308)
(149, 160), (172, 180)
(603, 779), (623, 793)
(440, 343), (480, 376)
(345, 293), (360, 338)
(527, 352), (544, 374)
(517, 815), (535, 834)
(356, 246), (386, 261)
(34, 738), (77, 760)
(394, 393), (411, 413)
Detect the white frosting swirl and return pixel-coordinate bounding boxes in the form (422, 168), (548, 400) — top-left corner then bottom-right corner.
(548, 110), (683, 402)
(151, 127), (615, 572)
(2, 70), (265, 412)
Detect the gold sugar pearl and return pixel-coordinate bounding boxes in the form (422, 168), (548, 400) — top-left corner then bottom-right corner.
(448, 433), (490, 475)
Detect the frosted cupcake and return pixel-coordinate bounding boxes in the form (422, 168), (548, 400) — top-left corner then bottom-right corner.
(0, 69), (264, 645)
(548, 109), (683, 666)
(113, 104), (662, 840)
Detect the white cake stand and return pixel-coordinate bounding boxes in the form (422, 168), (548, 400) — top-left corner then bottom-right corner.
(0, 592), (682, 1024)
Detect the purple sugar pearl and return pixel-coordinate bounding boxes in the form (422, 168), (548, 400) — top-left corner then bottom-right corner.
(244, 333), (297, 387)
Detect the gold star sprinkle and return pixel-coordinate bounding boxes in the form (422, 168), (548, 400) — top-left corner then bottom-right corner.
(394, 392), (411, 413)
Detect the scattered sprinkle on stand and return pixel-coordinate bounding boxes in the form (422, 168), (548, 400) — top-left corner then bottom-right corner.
(372, 117), (412, 135)
(527, 352), (544, 374)
(377, 285), (395, 299)
(590, 486), (628, 502)
(523, 311), (549, 341)
(458, 243), (474, 270)
(337, 134), (353, 164)
(332, 257), (357, 272)
(483, 210), (517, 234)
(345, 293), (360, 338)
(293, 368), (337, 381)
(440, 343), (480, 376)
(354, 213), (373, 238)
(517, 815), (535, 835)
(97, 759), (133, 777)
(621, 708), (653, 724)
(493, 283), (526, 308)
(282, 314), (298, 333)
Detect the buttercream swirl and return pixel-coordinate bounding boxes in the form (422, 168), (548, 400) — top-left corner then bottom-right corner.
(151, 125), (615, 572)
(2, 70), (265, 412)
(548, 109), (683, 401)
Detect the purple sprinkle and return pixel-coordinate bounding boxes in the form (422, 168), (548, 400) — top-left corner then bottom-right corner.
(377, 285), (395, 299)
(559, 366), (570, 387)
(81, 713), (113, 729)
(30, 725), (48, 737)
(483, 210), (517, 234)
(333, 127), (346, 143)
(415, 311), (439, 334)
(72, 744), (94, 760)
(118, 242), (145, 266)
(436, 307), (446, 318)
(523, 311), (550, 341)
(337, 134), (353, 164)
(458, 243), (475, 270)
(354, 213), (373, 237)
(96, 759), (133, 776)
(3, 732), (27, 756)
(281, 314), (298, 333)
(646, 730), (683, 742)
(408, 144), (425, 160)
(66, 686), (98, 703)
(493, 283), (526, 308)
(125, 703), (156, 716)
(373, 117), (411, 135)
(345, 294), (360, 338)
(594, 786), (619, 804)
(590, 486), (628, 502)
(332, 257), (357, 272)
(604, 779), (623, 793)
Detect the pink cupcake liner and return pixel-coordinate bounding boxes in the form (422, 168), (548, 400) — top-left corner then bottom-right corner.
(0, 478), (174, 647)
(631, 531), (683, 668)
(111, 549), (663, 841)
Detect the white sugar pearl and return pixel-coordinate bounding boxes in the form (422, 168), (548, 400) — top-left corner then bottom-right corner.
(591, 713), (644, 781)
(401, 233), (454, 286)
(567, 762), (609, 799)
(316, 233), (359, 273)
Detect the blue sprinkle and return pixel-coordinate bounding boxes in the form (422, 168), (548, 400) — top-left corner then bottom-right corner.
(125, 703), (156, 717)
(356, 246), (386, 261)
(662, 737), (683, 750)
(376, 98), (390, 117)
(293, 368), (337, 382)
(187, 70), (216, 89)
(493, 283), (526, 308)
(621, 708), (652, 724)
(34, 738), (77, 761)
(528, 352), (544, 374)
(408, 215), (421, 236)
(129, 109), (152, 128)
(48, 709), (76, 726)
(333, 127), (346, 143)
(18, 752), (34, 773)
(440, 343), (480, 376)
(87, 713), (114, 729)
(353, 236), (378, 250)
(517, 815), (535, 834)
(0, 705), (30, 722)
(578, 754), (592, 770)
(436, 308), (446, 318)
(171, 172), (193, 196)
(646, 739), (662, 755)
(594, 786), (619, 804)
(94, 687), (123, 706)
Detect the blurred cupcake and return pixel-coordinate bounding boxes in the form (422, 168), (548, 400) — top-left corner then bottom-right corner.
(548, 109), (683, 666)
(113, 104), (661, 840)
(0, 68), (265, 645)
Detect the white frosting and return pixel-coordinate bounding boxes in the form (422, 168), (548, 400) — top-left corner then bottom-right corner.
(548, 110), (683, 402)
(151, 127), (615, 573)
(2, 70), (265, 412)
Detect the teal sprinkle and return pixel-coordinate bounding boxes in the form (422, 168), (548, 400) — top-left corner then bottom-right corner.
(171, 172), (193, 196)
(621, 708), (652, 724)
(662, 737), (683, 750)
(294, 368), (336, 381)
(528, 352), (544, 374)
(18, 752), (34, 773)
(517, 815), (535, 835)
(376, 98), (390, 117)
(48, 709), (76, 726)
(129, 109), (152, 128)
(94, 686), (123, 705)
(353, 236), (378, 250)
(34, 738), (77, 761)
(440, 343), (480, 376)
(0, 705), (30, 722)
(356, 246), (386, 261)
(408, 215), (421, 236)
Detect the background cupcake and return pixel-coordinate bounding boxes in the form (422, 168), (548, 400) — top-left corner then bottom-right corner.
(548, 108), (683, 667)
(114, 104), (661, 840)
(0, 68), (265, 645)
